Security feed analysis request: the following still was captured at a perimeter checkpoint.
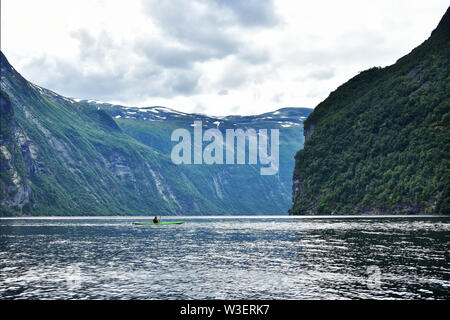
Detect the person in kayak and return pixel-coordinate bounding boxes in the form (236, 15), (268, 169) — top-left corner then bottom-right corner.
(153, 216), (160, 224)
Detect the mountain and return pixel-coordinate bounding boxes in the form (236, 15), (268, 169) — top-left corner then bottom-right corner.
(0, 51), (312, 216)
(0, 52), (226, 216)
(290, 8), (450, 215)
(73, 102), (312, 215)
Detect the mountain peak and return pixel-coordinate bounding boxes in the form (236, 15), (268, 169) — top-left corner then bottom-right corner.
(431, 6), (450, 39)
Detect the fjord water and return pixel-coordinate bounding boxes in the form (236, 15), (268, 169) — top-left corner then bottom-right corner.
(0, 216), (448, 299)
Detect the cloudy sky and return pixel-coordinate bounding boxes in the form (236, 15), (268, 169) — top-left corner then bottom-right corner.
(1, 1), (448, 115)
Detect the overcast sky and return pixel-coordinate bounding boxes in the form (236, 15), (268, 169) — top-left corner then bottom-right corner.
(1, 1), (448, 115)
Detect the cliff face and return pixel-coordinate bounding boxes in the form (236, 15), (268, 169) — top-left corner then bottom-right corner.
(78, 101), (312, 215)
(290, 7), (450, 215)
(0, 50), (312, 216)
(303, 124), (315, 141)
(0, 92), (32, 213)
(292, 123), (314, 209)
(0, 51), (225, 216)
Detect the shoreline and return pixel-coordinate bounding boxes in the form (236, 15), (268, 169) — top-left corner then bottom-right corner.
(0, 214), (448, 220)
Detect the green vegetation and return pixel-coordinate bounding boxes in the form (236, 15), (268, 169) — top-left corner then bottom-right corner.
(95, 108), (311, 214)
(0, 52), (225, 216)
(290, 8), (450, 215)
(1, 50), (312, 216)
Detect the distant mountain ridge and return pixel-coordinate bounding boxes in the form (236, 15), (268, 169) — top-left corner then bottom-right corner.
(75, 99), (309, 127)
(290, 7), (450, 215)
(0, 51), (312, 216)
(77, 100), (313, 214)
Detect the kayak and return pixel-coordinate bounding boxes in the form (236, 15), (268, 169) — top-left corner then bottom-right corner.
(132, 222), (184, 226)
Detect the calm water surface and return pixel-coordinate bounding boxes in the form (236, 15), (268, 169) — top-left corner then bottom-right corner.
(0, 216), (448, 299)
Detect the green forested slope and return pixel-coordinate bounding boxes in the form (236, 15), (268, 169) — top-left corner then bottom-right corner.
(0, 52), (225, 215)
(0, 51), (311, 216)
(76, 102), (312, 215)
(290, 8), (450, 215)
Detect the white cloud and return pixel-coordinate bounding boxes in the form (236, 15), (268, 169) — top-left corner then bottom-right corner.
(1, 0), (448, 115)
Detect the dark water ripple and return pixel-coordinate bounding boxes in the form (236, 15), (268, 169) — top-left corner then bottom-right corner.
(0, 216), (448, 299)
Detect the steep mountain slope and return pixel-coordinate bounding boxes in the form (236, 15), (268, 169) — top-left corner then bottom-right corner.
(0, 52), (227, 216)
(0, 51), (312, 215)
(76, 101), (312, 214)
(290, 8), (450, 215)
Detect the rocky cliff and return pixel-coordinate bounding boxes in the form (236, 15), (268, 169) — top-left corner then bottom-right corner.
(0, 51), (312, 216)
(1, 51), (224, 215)
(0, 91), (32, 212)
